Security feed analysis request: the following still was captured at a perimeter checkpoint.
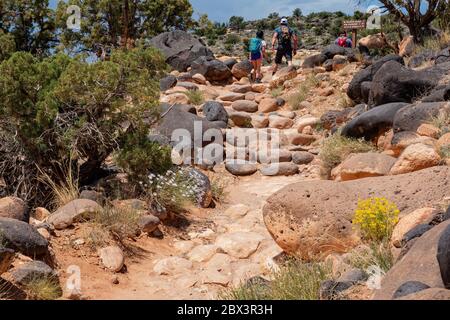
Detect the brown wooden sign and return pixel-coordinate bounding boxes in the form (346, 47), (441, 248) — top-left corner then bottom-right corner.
(343, 20), (367, 30)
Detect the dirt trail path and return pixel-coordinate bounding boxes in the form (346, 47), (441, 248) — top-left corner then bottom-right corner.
(56, 174), (305, 300)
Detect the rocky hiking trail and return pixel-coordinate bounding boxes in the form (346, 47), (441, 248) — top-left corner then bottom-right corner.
(55, 174), (302, 300)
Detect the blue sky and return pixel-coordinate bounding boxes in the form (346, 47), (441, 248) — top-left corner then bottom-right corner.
(50, 0), (382, 23)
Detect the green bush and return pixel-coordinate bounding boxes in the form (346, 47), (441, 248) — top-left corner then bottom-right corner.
(225, 34), (241, 45)
(0, 47), (167, 206)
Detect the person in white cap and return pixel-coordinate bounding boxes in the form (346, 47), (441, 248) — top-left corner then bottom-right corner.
(271, 17), (298, 75)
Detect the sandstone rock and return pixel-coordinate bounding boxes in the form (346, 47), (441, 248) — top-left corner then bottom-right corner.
(176, 81), (199, 91)
(0, 217), (48, 257)
(192, 73), (207, 85)
(173, 241), (196, 254)
(99, 246), (125, 272)
(251, 115), (269, 128)
(232, 60), (252, 80)
(389, 131), (436, 156)
(0, 197), (27, 222)
(245, 92), (256, 101)
(373, 220), (450, 299)
(269, 116), (293, 129)
(258, 98), (278, 113)
(225, 162), (257, 176)
(288, 133), (317, 146)
(48, 199), (102, 230)
(229, 112), (252, 127)
(417, 123), (441, 139)
(271, 66), (297, 88)
(263, 167), (450, 260)
(392, 208), (437, 248)
(294, 116), (320, 133)
(161, 92), (190, 105)
(252, 83), (268, 93)
(219, 92), (245, 102)
(187, 245), (218, 263)
(390, 143), (441, 175)
(138, 215), (161, 234)
(215, 232), (264, 259)
(153, 257), (193, 275)
(292, 151), (315, 165)
(0, 247), (14, 275)
(230, 84), (252, 94)
(260, 162), (299, 176)
(399, 36), (415, 57)
(232, 100), (258, 113)
(32, 207), (51, 222)
(339, 153), (397, 181)
(257, 149), (292, 164)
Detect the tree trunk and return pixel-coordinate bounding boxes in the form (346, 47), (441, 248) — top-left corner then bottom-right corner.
(121, 0), (130, 49)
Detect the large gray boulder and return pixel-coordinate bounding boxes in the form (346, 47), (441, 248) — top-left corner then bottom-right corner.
(368, 61), (447, 107)
(0, 217), (48, 257)
(149, 30), (214, 72)
(190, 56), (232, 83)
(47, 199), (102, 230)
(347, 55), (404, 103)
(341, 102), (409, 139)
(393, 102), (450, 133)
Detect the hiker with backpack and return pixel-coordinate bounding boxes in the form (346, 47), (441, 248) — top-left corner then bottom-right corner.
(271, 18), (298, 75)
(249, 30), (267, 83)
(335, 32), (353, 48)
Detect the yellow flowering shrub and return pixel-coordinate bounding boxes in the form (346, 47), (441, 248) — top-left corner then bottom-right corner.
(353, 197), (400, 241)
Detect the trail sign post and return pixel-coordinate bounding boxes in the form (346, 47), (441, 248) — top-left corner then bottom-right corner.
(343, 20), (367, 48)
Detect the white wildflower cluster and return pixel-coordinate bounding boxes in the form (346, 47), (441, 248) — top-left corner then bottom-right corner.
(147, 168), (205, 212)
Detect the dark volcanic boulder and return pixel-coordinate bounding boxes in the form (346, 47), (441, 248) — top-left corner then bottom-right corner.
(190, 56), (232, 83)
(302, 54), (327, 69)
(149, 30), (214, 72)
(185, 168), (212, 208)
(347, 54), (404, 103)
(368, 61), (445, 107)
(341, 102), (409, 139)
(159, 75), (177, 92)
(422, 84), (450, 102)
(437, 224), (450, 289)
(203, 101), (228, 123)
(0, 217), (48, 257)
(393, 102), (450, 133)
(157, 105), (224, 165)
(321, 44), (356, 61)
(436, 47), (450, 65)
(393, 281), (431, 299)
(223, 58), (238, 70)
(408, 49), (438, 68)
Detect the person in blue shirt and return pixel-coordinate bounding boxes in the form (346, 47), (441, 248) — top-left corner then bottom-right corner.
(249, 30), (267, 83)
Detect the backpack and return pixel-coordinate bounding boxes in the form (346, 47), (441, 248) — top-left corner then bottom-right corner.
(337, 37), (347, 47)
(278, 25), (293, 47)
(249, 38), (262, 54)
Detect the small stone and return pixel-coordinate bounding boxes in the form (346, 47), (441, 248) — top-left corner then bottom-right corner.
(416, 123), (441, 139)
(215, 232), (264, 259)
(98, 246), (125, 272)
(111, 275), (120, 285)
(393, 281), (431, 299)
(292, 151), (315, 165)
(225, 204), (250, 219)
(138, 215), (161, 234)
(173, 241), (196, 254)
(392, 208), (437, 248)
(259, 98), (278, 113)
(33, 207), (51, 221)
